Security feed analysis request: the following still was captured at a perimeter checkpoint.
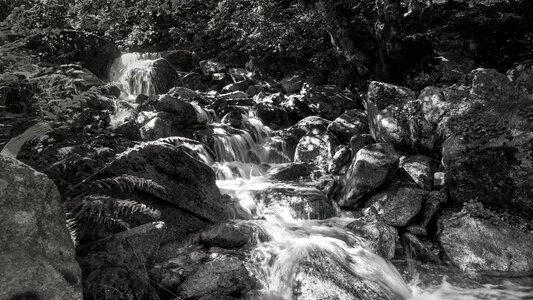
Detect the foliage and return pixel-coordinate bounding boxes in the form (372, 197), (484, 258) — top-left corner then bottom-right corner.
(0, 121), (52, 158)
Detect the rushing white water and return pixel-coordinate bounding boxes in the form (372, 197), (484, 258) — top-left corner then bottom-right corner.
(109, 52), (162, 99)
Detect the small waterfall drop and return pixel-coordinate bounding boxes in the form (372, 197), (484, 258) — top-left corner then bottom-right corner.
(109, 52), (162, 99)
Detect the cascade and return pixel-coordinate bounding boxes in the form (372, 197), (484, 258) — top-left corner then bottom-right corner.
(108, 53), (533, 300)
(109, 52), (162, 99)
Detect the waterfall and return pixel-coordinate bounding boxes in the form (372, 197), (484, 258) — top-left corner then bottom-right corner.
(109, 52), (162, 99)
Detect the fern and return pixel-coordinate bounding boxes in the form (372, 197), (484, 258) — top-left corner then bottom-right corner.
(70, 194), (161, 228)
(0, 121), (52, 158)
(90, 175), (166, 194)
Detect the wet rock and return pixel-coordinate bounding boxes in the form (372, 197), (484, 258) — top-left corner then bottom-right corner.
(122, 58), (179, 96)
(349, 134), (375, 156)
(281, 244), (409, 300)
(338, 143), (399, 208)
(245, 85), (265, 97)
(218, 90), (247, 100)
(365, 81), (435, 151)
(268, 163), (313, 181)
(365, 183), (428, 227)
(407, 189), (449, 236)
(263, 128), (302, 163)
(280, 73), (304, 94)
(199, 59), (226, 75)
(0, 157), (82, 300)
(281, 94), (315, 121)
(300, 83), (359, 120)
(229, 68), (258, 83)
(166, 86), (200, 102)
(252, 102), (290, 130)
(438, 213), (533, 272)
(161, 49), (195, 72)
(294, 132), (337, 166)
(104, 139), (227, 242)
(401, 233), (439, 263)
(222, 80), (250, 93)
(328, 146), (351, 175)
(347, 215), (398, 260)
(255, 184), (335, 220)
(179, 255), (256, 299)
(327, 109), (369, 143)
(179, 72), (209, 91)
(139, 115), (172, 140)
(200, 223), (249, 249)
(399, 154), (437, 190)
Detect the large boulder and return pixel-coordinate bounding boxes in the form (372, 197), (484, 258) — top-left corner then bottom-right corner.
(399, 154), (438, 190)
(438, 213), (533, 272)
(103, 139), (228, 242)
(120, 58), (179, 96)
(252, 102), (290, 130)
(294, 132), (338, 167)
(280, 73), (304, 94)
(365, 81), (435, 152)
(300, 84), (359, 120)
(346, 215), (398, 260)
(327, 109), (369, 144)
(439, 68), (533, 217)
(365, 183), (428, 227)
(337, 143), (399, 208)
(0, 157), (82, 300)
(268, 163), (313, 181)
(254, 184), (335, 220)
(179, 255), (256, 299)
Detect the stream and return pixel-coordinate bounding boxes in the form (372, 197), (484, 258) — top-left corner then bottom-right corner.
(110, 53), (533, 300)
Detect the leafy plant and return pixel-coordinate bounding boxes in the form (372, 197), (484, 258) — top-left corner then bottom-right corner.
(0, 121), (52, 158)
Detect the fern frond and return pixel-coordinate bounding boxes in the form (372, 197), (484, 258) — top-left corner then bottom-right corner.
(71, 194), (161, 227)
(89, 175), (166, 195)
(0, 122), (52, 158)
(65, 213), (78, 247)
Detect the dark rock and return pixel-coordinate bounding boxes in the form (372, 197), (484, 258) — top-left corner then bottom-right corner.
(280, 73), (304, 93)
(347, 214), (398, 260)
(166, 86), (199, 102)
(200, 223), (249, 249)
(245, 85), (265, 97)
(154, 96), (199, 123)
(179, 255), (256, 299)
(401, 233), (439, 263)
(507, 60), (533, 96)
(439, 68), (533, 217)
(399, 154), (437, 190)
(281, 94), (315, 121)
(252, 103), (290, 130)
(349, 134), (375, 156)
(328, 146), (351, 175)
(365, 183), (428, 227)
(300, 84), (359, 120)
(179, 72), (209, 91)
(268, 163), (313, 181)
(327, 109), (369, 144)
(0, 157), (82, 300)
(218, 91), (247, 100)
(104, 140), (228, 242)
(338, 143), (399, 208)
(228, 68), (258, 83)
(438, 213), (533, 272)
(407, 189), (449, 236)
(0, 73), (33, 113)
(161, 50), (195, 72)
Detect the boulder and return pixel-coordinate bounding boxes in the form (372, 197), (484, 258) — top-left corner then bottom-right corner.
(179, 72), (209, 91)
(401, 233), (439, 263)
(328, 146), (351, 175)
(155, 94), (198, 119)
(338, 143), (399, 208)
(268, 163), (313, 181)
(439, 68), (533, 217)
(281, 94), (315, 121)
(399, 154), (437, 190)
(294, 132), (337, 166)
(349, 134), (375, 156)
(263, 128), (301, 163)
(365, 183), (428, 227)
(300, 84), (359, 120)
(280, 73), (304, 94)
(366, 81), (435, 152)
(0, 157), (82, 300)
(438, 213), (533, 272)
(327, 109), (369, 143)
(293, 116), (330, 134)
(161, 50), (195, 72)
(166, 86), (200, 102)
(251, 102), (290, 130)
(346, 215), (398, 260)
(199, 223), (249, 249)
(121, 58), (179, 96)
(103, 139), (228, 242)
(407, 189), (448, 236)
(179, 255), (256, 299)
(254, 184), (335, 220)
